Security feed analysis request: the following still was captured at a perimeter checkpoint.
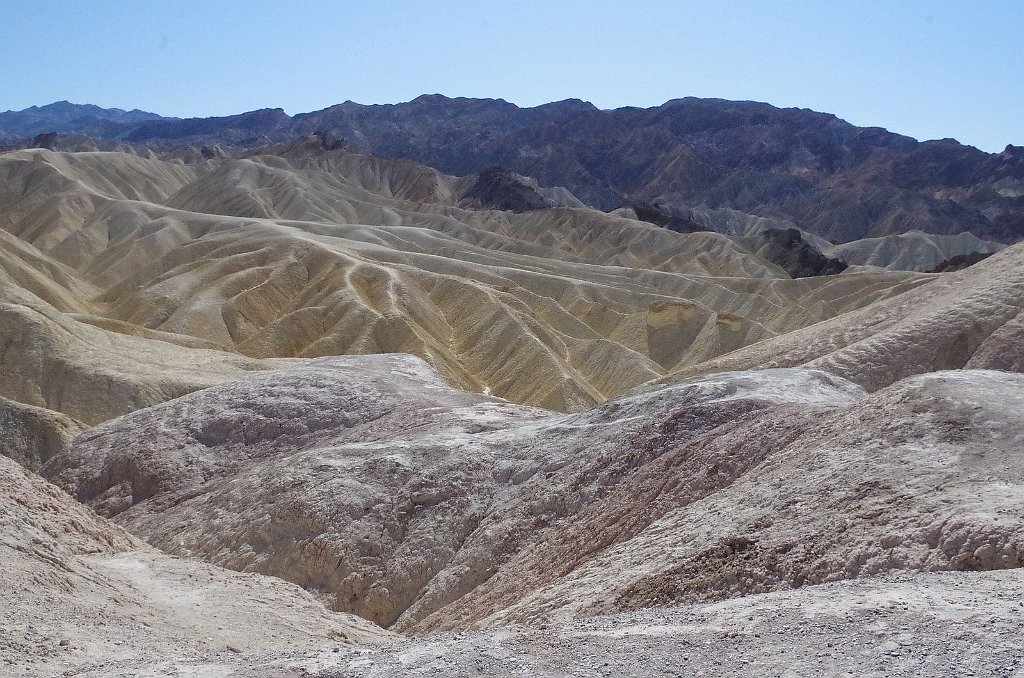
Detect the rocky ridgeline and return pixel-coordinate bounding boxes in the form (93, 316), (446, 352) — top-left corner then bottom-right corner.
(2, 97), (1022, 243)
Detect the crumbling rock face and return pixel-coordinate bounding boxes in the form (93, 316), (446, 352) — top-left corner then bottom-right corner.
(0, 396), (84, 470)
(43, 355), (1024, 635)
(459, 166), (555, 212)
(929, 249), (996, 272)
(738, 227), (848, 278)
(616, 201), (709, 234)
(43, 355), (547, 627)
(429, 370), (1024, 630)
(0, 447), (387, 677)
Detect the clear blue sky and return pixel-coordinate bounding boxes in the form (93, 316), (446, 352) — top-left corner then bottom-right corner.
(2, 1), (1021, 151)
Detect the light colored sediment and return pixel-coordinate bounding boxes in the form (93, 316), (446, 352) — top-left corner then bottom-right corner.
(0, 394), (84, 470)
(824, 229), (1005, 271)
(0, 286), (292, 425)
(665, 240), (1024, 390)
(0, 453), (389, 678)
(0, 145), (932, 413)
(42, 356), (1024, 639)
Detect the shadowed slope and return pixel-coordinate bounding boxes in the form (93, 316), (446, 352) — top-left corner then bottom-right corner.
(0, 395), (84, 470)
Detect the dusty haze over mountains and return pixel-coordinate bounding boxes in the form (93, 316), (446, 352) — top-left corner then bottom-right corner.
(1, 94), (1023, 676)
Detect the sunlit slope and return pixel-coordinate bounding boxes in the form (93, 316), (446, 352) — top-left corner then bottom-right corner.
(824, 230), (1005, 271)
(0, 145), (932, 411)
(664, 240), (1024, 390)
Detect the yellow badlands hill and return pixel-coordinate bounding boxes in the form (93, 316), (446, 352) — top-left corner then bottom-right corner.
(0, 143), (931, 416)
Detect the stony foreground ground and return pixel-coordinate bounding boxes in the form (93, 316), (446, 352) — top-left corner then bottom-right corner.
(68, 570), (1024, 677)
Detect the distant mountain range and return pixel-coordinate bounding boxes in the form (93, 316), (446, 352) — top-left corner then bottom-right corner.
(2, 96), (1022, 243)
(0, 100), (167, 139)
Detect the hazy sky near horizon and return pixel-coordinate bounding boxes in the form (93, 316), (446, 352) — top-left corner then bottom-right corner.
(1, 1), (1021, 151)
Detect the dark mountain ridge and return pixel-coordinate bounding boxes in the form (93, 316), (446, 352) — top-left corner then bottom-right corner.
(0, 100), (168, 138)
(2, 96), (1021, 243)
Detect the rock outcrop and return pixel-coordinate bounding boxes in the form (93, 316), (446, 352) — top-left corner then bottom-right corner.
(0, 396), (84, 470)
(0, 451), (387, 677)
(459, 166), (566, 212)
(43, 356), (1024, 636)
(929, 249), (996, 272)
(738, 227), (848, 278)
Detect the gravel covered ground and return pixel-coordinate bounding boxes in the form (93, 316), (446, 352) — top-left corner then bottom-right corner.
(69, 569), (1024, 677)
